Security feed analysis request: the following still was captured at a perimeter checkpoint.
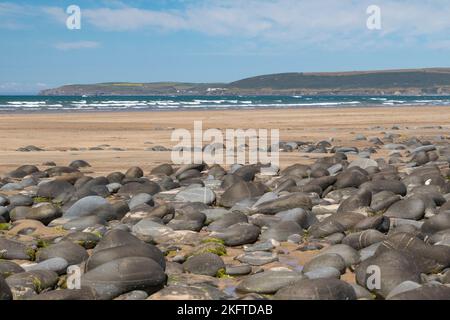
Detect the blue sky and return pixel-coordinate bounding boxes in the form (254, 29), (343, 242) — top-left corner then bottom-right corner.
(1, 0), (450, 94)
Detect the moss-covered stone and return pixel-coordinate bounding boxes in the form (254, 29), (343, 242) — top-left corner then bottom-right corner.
(26, 248), (36, 261)
(36, 239), (50, 248)
(0, 223), (11, 231)
(201, 237), (225, 245)
(216, 268), (232, 279)
(32, 276), (42, 292)
(188, 242), (227, 257)
(33, 197), (51, 204)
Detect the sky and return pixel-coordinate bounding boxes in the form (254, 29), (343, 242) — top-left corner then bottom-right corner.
(1, 0), (450, 94)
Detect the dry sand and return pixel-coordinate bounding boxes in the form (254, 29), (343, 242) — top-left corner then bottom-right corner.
(0, 106), (449, 175)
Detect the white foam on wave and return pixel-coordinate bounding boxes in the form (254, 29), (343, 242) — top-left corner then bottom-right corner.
(8, 101), (47, 105)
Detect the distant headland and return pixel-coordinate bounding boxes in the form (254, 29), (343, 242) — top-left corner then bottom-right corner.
(40, 68), (450, 96)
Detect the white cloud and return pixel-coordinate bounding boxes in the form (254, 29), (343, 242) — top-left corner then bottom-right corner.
(3, 1), (450, 49)
(54, 41), (100, 51)
(74, 0), (450, 49)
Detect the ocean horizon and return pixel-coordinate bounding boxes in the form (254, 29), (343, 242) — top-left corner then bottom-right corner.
(1, 95), (450, 113)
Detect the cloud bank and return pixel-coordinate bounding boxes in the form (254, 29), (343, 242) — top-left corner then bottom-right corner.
(1, 0), (450, 49)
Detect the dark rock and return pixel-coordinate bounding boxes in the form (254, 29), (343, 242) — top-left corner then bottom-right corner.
(107, 172), (125, 184)
(11, 203), (61, 225)
(356, 250), (422, 298)
(62, 231), (101, 249)
(370, 191), (401, 212)
(125, 167), (144, 179)
(36, 241), (88, 265)
(208, 211), (248, 232)
(337, 190), (372, 215)
(388, 284), (450, 300)
(149, 283), (229, 300)
(303, 253), (347, 274)
(219, 181), (267, 208)
(0, 261), (25, 278)
(225, 264), (252, 276)
(118, 181), (161, 196)
(6, 270), (58, 293)
(45, 166), (79, 177)
(354, 215), (390, 232)
(87, 231), (165, 271)
(28, 287), (97, 300)
(384, 198), (426, 220)
(421, 211), (450, 234)
(0, 275), (12, 300)
(63, 215), (107, 231)
(175, 187), (216, 205)
(342, 230), (386, 250)
(183, 253), (225, 276)
(260, 221), (303, 241)
(237, 270), (304, 294)
(335, 169), (369, 189)
(64, 196), (111, 219)
(37, 180), (75, 203)
(129, 193), (154, 210)
(236, 251), (278, 266)
(253, 193), (312, 214)
(210, 223), (260, 246)
(151, 164), (174, 176)
(81, 257), (166, 300)
(0, 238), (34, 260)
(360, 180), (407, 196)
(315, 244), (360, 267)
(69, 160), (91, 169)
(8, 195), (33, 207)
(376, 233), (450, 273)
(274, 278), (356, 300)
(309, 219), (346, 238)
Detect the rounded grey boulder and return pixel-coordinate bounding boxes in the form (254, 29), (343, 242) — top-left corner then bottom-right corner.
(183, 253), (225, 277)
(237, 270), (304, 294)
(81, 257), (166, 300)
(274, 278), (356, 300)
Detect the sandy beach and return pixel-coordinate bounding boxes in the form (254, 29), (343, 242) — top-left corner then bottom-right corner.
(0, 106), (449, 174)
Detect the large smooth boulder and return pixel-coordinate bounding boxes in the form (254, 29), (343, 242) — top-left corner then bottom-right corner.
(219, 181), (267, 208)
(118, 181), (161, 196)
(37, 180), (75, 203)
(421, 211), (450, 234)
(28, 288), (97, 300)
(10, 203), (61, 225)
(0, 276), (12, 300)
(86, 230), (165, 271)
(81, 257), (166, 300)
(237, 270), (304, 294)
(253, 193), (313, 214)
(183, 253), (225, 277)
(210, 223), (260, 246)
(384, 198), (426, 220)
(274, 278), (357, 300)
(64, 196), (110, 219)
(175, 187), (216, 205)
(375, 233), (450, 273)
(0, 238), (35, 261)
(355, 250), (421, 298)
(36, 241), (88, 265)
(6, 270), (58, 294)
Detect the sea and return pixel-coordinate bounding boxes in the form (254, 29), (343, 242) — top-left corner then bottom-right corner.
(1, 95), (450, 112)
